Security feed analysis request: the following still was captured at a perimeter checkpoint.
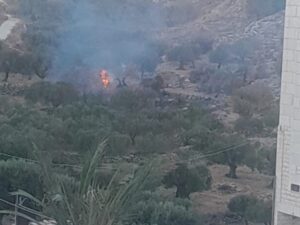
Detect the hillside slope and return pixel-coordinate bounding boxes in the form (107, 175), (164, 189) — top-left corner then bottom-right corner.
(0, 1), (281, 222)
(158, 0), (284, 97)
(158, 0), (249, 44)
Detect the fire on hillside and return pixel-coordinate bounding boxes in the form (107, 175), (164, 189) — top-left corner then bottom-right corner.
(100, 69), (110, 88)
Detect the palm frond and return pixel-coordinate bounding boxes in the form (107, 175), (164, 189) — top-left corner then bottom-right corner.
(80, 141), (107, 194)
(100, 161), (155, 225)
(0, 210), (38, 223)
(10, 189), (44, 207)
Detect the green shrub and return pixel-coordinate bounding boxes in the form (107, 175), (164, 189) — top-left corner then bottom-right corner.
(245, 200), (272, 225)
(0, 96), (11, 114)
(167, 44), (197, 69)
(210, 134), (256, 178)
(262, 105), (279, 128)
(126, 192), (201, 225)
(255, 147), (276, 176)
(135, 48), (161, 76)
(232, 96), (255, 117)
(0, 42), (20, 82)
(232, 83), (274, 117)
(110, 88), (156, 113)
(234, 117), (264, 136)
(0, 160), (43, 202)
(228, 195), (258, 225)
(107, 133), (132, 156)
(209, 45), (231, 68)
(136, 134), (175, 154)
(73, 129), (100, 153)
(25, 82), (79, 107)
(0, 124), (32, 158)
(228, 195), (272, 225)
(189, 67), (215, 84)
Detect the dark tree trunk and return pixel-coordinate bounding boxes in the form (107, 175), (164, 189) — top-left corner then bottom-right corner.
(268, 177), (274, 189)
(191, 60), (195, 69)
(179, 78), (185, 89)
(35, 71), (47, 79)
(183, 137), (191, 146)
(130, 135), (136, 145)
(176, 185), (190, 199)
(116, 78), (122, 88)
(178, 61), (185, 70)
(122, 77), (127, 87)
(243, 72), (247, 84)
(3, 71), (9, 82)
(141, 69), (145, 80)
(217, 63), (221, 69)
(226, 164), (238, 179)
(34, 66), (48, 79)
(244, 218), (248, 225)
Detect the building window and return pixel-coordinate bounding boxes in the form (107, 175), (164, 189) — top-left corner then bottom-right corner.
(291, 184), (300, 192)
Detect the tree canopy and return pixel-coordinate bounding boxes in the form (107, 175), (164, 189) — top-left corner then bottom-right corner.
(163, 163), (212, 198)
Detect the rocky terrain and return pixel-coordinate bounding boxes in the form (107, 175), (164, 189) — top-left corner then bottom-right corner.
(158, 0), (284, 95)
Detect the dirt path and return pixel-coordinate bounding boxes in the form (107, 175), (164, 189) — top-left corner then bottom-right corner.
(0, 15), (19, 40)
(0, 0), (20, 41)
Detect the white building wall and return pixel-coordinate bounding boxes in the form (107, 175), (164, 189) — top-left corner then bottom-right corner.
(275, 0), (300, 224)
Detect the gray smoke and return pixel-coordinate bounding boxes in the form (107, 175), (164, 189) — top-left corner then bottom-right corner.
(50, 0), (165, 89)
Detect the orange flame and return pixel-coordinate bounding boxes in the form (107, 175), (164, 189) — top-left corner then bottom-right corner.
(100, 70), (110, 88)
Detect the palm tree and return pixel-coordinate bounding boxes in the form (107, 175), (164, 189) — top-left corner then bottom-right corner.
(35, 142), (154, 225)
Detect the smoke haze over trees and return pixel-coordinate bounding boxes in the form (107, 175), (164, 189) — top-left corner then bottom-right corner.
(17, 0), (167, 87)
(0, 0), (285, 224)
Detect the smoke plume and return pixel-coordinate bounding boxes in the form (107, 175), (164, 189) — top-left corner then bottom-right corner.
(50, 0), (164, 89)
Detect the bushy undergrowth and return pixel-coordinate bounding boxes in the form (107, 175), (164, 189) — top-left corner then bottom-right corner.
(126, 192), (201, 225)
(2, 82), (222, 159)
(0, 79), (278, 224)
(228, 195), (272, 225)
(0, 160), (43, 202)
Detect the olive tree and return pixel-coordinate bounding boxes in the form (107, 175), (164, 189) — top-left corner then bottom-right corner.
(209, 45), (230, 69)
(232, 83), (274, 117)
(234, 117), (264, 136)
(136, 47), (161, 78)
(211, 134), (256, 178)
(25, 82), (79, 107)
(228, 195), (258, 225)
(22, 30), (54, 79)
(167, 44), (197, 70)
(0, 44), (19, 82)
(163, 163), (212, 198)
